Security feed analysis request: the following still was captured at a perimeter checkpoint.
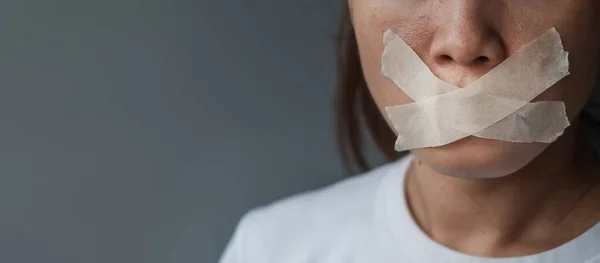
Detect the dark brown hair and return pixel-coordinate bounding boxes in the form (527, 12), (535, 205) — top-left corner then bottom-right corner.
(335, 2), (404, 175)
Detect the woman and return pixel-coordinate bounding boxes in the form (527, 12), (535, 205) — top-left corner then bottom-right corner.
(220, 0), (600, 262)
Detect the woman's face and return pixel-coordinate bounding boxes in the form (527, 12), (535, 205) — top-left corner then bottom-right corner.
(349, 0), (600, 177)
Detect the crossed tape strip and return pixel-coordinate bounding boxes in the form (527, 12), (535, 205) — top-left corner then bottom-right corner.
(381, 28), (571, 151)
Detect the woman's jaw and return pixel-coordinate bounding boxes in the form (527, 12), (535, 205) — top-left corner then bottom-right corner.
(412, 139), (546, 179)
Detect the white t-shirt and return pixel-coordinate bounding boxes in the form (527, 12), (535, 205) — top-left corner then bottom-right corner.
(219, 156), (600, 263)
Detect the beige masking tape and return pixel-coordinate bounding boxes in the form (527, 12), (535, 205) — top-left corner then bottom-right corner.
(382, 28), (571, 151)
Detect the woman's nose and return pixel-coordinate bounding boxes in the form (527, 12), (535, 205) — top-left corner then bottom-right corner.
(429, 1), (505, 73)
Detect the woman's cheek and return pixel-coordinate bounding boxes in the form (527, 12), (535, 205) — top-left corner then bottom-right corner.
(352, 3), (437, 109)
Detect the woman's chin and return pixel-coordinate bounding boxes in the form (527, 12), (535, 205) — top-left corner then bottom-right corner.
(411, 136), (549, 179)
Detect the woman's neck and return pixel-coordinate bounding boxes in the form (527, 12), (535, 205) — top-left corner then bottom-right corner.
(406, 129), (600, 257)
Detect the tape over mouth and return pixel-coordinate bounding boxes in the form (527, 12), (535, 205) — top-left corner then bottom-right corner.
(382, 28), (571, 152)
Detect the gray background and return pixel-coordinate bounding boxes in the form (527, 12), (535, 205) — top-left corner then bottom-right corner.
(0, 1), (382, 263)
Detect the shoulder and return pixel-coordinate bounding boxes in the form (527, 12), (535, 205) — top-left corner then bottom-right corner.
(252, 159), (402, 228)
(254, 168), (380, 222)
(220, 158), (410, 263)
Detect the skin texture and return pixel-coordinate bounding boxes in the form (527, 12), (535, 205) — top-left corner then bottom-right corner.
(349, 0), (600, 257)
